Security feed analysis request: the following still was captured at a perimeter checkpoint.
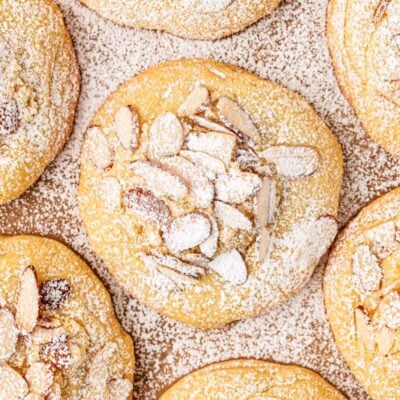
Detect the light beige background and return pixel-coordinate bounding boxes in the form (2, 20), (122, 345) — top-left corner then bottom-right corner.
(1, 0), (399, 399)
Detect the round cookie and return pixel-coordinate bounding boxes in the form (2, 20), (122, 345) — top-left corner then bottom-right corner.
(159, 359), (346, 399)
(79, 0), (282, 40)
(0, 235), (134, 399)
(325, 188), (400, 399)
(0, 0), (80, 204)
(327, 0), (400, 154)
(78, 59), (343, 329)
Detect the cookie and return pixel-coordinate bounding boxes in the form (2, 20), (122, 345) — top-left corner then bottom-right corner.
(159, 359), (346, 399)
(0, 0), (80, 205)
(79, 0), (282, 40)
(0, 235), (134, 399)
(78, 59), (343, 329)
(325, 188), (400, 399)
(327, 0), (400, 154)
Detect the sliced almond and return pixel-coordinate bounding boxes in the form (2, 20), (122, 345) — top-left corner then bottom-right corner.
(374, 0), (390, 24)
(208, 249), (247, 285)
(373, 291), (400, 330)
(98, 177), (122, 209)
(0, 364), (28, 400)
(235, 146), (260, 169)
(108, 378), (133, 400)
(69, 343), (84, 366)
(180, 150), (226, 180)
(216, 97), (261, 146)
(160, 156), (214, 208)
(31, 326), (67, 346)
(88, 343), (117, 386)
(199, 213), (219, 258)
(130, 160), (188, 200)
(186, 131), (236, 167)
(16, 266), (39, 334)
(84, 126), (114, 171)
(254, 177), (276, 228)
(375, 326), (396, 356)
(0, 97), (19, 136)
(365, 221), (398, 258)
(25, 362), (54, 396)
(178, 85), (210, 116)
(258, 228), (272, 264)
(39, 335), (73, 369)
(180, 253), (210, 268)
(148, 112), (184, 159)
(156, 265), (198, 289)
(260, 145), (319, 179)
(188, 115), (233, 134)
(0, 308), (18, 362)
(124, 187), (171, 228)
(214, 201), (252, 231)
(164, 213), (211, 253)
(355, 307), (375, 350)
(215, 171), (261, 204)
(40, 279), (71, 310)
(114, 105), (139, 152)
(352, 245), (382, 294)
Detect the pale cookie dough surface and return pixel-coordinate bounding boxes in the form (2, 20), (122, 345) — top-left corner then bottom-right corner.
(79, 0), (282, 40)
(325, 188), (400, 400)
(327, 0), (400, 155)
(0, 0), (80, 205)
(159, 359), (346, 399)
(0, 235), (134, 399)
(78, 59), (343, 329)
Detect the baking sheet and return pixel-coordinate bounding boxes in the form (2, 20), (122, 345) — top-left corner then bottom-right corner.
(2, 0), (400, 398)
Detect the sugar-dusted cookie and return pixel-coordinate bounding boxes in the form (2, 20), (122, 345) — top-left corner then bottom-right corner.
(328, 0), (400, 154)
(79, 0), (282, 40)
(325, 188), (400, 399)
(159, 359), (346, 399)
(0, 235), (134, 399)
(78, 59), (343, 329)
(0, 0), (80, 204)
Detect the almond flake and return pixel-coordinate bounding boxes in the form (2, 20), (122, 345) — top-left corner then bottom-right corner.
(16, 266), (39, 334)
(215, 171), (261, 204)
(156, 265), (198, 289)
(355, 307), (375, 350)
(98, 177), (122, 209)
(216, 97), (261, 146)
(108, 378), (133, 400)
(375, 326), (396, 355)
(40, 279), (71, 310)
(260, 145), (319, 179)
(160, 156), (214, 208)
(0, 97), (19, 136)
(25, 362), (54, 396)
(180, 150), (226, 180)
(180, 253), (210, 268)
(69, 343), (84, 366)
(124, 187), (171, 227)
(178, 85), (210, 116)
(352, 245), (382, 295)
(0, 308), (18, 362)
(235, 146), (260, 169)
(84, 126), (114, 171)
(199, 213), (219, 258)
(214, 201), (252, 231)
(148, 112), (184, 158)
(32, 326), (67, 346)
(164, 213), (211, 253)
(373, 291), (400, 330)
(208, 249), (247, 285)
(254, 177), (276, 228)
(39, 334), (73, 369)
(188, 115), (233, 134)
(114, 105), (139, 152)
(186, 131), (236, 167)
(258, 228), (272, 264)
(374, 0), (391, 24)
(0, 364), (28, 400)
(365, 221), (398, 258)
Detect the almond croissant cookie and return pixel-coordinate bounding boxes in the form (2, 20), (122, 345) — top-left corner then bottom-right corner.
(79, 0), (281, 40)
(0, 0), (79, 205)
(328, 0), (400, 154)
(159, 359), (346, 399)
(0, 235), (134, 399)
(78, 59), (343, 329)
(325, 188), (400, 399)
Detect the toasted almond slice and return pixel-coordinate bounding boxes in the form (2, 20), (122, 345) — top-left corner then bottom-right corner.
(180, 150), (226, 180)
(164, 213), (211, 253)
(39, 335), (73, 369)
(148, 112), (184, 159)
(114, 105), (139, 152)
(178, 85), (210, 116)
(215, 171), (261, 204)
(365, 221), (398, 258)
(235, 146), (260, 168)
(98, 177), (122, 209)
(258, 228), (272, 264)
(40, 279), (71, 310)
(260, 145), (319, 179)
(373, 291), (400, 330)
(0, 364), (28, 400)
(216, 97), (261, 146)
(130, 160), (188, 200)
(84, 126), (114, 171)
(16, 266), (39, 334)
(186, 131), (236, 167)
(188, 115), (233, 134)
(180, 253), (210, 268)
(108, 378), (133, 400)
(352, 245), (382, 294)
(199, 213), (219, 258)
(376, 326), (396, 356)
(69, 343), (84, 366)
(0, 308), (18, 362)
(208, 249), (247, 285)
(254, 177), (273, 228)
(142, 252), (206, 278)
(355, 307), (375, 350)
(32, 326), (67, 346)
(160, 156), (214, 208)
(0, 97), (19, 136)
(25, 362), (54, 396)
(124, 187), (171, 227)
(214, 201), (252, 231)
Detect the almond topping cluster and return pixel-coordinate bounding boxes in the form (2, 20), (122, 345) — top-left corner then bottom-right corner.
(86, 84), (327, 288)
